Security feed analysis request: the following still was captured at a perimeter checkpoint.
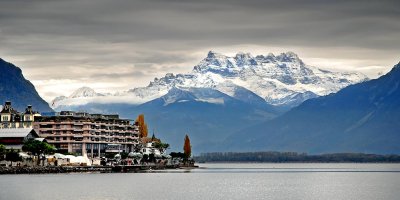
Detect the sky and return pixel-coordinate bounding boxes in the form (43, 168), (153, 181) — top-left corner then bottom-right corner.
(1, 0), (399, 102)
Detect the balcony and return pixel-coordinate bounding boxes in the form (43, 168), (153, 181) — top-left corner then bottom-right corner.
(65, 134), (83, 142)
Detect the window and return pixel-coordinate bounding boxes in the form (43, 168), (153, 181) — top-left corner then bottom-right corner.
(72, 144), (82, 150)
(2, 116), (9, 121)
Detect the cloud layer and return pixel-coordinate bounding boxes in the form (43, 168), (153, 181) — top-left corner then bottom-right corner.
(1, 0), (399, 101)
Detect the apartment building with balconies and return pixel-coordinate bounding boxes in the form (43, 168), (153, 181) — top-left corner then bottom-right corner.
(33, 111), (140, 157)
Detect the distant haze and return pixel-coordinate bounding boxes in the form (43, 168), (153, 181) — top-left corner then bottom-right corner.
(0, 0), (399, 102)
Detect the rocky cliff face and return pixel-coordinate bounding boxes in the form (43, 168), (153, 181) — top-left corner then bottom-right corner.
(0, 58), (53, 113)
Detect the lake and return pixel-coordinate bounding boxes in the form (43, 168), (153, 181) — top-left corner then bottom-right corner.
(1, 163), (399, 200)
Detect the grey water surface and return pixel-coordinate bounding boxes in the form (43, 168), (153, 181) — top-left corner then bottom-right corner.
(1, 163), (399, 200)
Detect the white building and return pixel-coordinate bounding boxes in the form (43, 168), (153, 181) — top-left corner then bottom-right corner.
(141, 141), (163, 158)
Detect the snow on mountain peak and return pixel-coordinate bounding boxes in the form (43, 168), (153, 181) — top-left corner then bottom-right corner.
(195, 51), (306, 74)
(207, 50), (220, 58)
(234, 52), (257, 67)
(235, 51), (252, 57)
(69, 87), (102, 98)
(51, 51), (369, 110)
(194, 51), (233, 74)
(276, 52), (302, 63)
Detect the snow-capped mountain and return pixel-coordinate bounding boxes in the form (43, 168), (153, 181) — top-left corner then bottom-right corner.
(123, 51), (367, 107)
(52, 51), (368, 110)
(51, 87), (105, 108)
(223, 62), (400, 154)
(69, 87), (104, 98)
(50, 51), (369, 153)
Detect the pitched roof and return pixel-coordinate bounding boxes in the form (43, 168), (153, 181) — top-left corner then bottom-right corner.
(34, 138), (47, 142)
(0, 128), (38, 138)
(140, 137), (161, 144)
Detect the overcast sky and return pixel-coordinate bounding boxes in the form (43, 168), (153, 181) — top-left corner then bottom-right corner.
(1, 0), (399, 102)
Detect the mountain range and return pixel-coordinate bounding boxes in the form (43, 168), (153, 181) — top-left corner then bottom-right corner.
(2, 53), (399, 154)
(52, 51), (367, 110)
(0, 58), (53, 112)
(223, 62), (400, 154)
(49, 51), (369, 153)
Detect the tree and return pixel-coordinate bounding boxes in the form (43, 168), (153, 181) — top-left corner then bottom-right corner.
(121, 152), (129, 160)
(22, 139), (56, 156)
(154, 142), (170, 153)
(143, 123), (148, 138)
(183, 134), (191, 159)
(135, 114), (148, 138)
(0, 144), (5, 160)
(142, 154), (149, 164)
(149, 153), (155, 163)
(22, 140), (56, 166)
(6, 149), (21, 165)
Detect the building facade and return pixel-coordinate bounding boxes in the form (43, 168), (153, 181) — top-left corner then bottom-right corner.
(0, 101), (40, 129)
(0, 128), (41, 150)
(34, 111), (140, 157)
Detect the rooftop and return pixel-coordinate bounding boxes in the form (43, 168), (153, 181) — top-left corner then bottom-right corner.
(35, 112), (135, 123)
(0, 128), (38, 138)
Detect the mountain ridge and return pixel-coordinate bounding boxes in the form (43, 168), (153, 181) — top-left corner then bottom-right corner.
(52, 51), (368, 110)
(0, 58), (53, 112)
(222, 62), (400, 154)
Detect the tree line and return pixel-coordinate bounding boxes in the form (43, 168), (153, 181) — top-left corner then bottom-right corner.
(193, 151), (400, 163)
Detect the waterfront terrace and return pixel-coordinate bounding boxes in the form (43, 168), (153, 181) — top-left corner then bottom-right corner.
(33, 111), (140, 158)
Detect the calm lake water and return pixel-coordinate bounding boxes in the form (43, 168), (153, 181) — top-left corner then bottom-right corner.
(1, 163), (400, 200)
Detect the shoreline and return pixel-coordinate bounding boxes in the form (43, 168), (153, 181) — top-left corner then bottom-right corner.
(0, 164), (199, 175)
(0, 166), (112, 174)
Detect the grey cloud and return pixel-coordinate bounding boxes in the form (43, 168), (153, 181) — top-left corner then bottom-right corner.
(0, 0), (399, 99)
(2, 0), (399, 46)
(90, 71), (146, 80)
